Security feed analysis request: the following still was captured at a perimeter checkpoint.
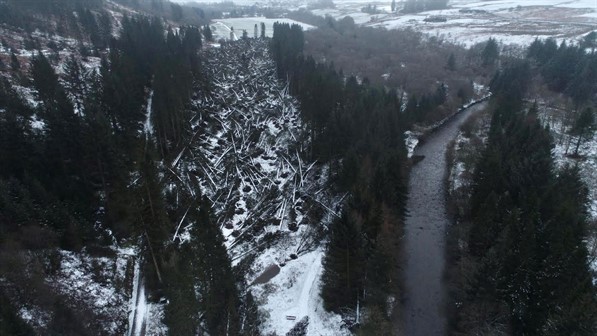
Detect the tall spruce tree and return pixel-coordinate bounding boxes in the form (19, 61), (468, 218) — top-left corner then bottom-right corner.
(570, 107), (595, 155)
(321, 210), (364, 312)
(482, 37), (499, 66)
(191, 197), (241, 335)
(164, 243), (200, 336)
(31, 51), (93, 215)
(464, 88), (597, 334)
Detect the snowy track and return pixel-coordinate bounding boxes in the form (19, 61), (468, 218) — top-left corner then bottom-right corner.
(127, 257), (148, 336)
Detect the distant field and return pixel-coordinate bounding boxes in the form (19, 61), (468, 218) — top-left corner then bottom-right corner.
(312, 0), (597, 47)
(187, 0), (597, 46)
(211, 17), (315, 40)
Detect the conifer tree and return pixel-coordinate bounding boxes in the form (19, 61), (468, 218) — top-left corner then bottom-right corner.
(321, 210), (364, 312)
(541, 41), (583, 92)
(10, 53), (19, 71)
(191, 197), (241, 335)
(31, 51), (91, 209)
(446, 52), (456, 70)
(464, 90), (597, 334)
(240, 292), (261, 336)
(482, 37), (499, 66)
(203, 24), (213, 42)
(164, 244), (200, 336)
(171, 3), (183, 21)
(63, 55), (86, 112)
(0, 79), (34, 179)
(538, 165), (597, 335)
(138, 144), (171, 252)
(570, 107), (595, 155)
(567, 56), (597, 105)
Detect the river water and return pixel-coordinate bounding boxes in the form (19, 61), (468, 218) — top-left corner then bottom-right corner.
(401, 102), (487, 336)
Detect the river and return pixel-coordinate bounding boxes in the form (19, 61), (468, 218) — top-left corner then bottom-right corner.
(401, 102), (487, 336)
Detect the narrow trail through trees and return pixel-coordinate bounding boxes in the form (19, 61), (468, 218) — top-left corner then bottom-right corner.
(401, 102), (487, 335)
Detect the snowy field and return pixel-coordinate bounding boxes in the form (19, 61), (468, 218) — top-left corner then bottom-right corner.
(251, 249), (349, 335)
(210, 17), (315, 40)
(178, 0), (597, 47)
(313, 0), (597, 47)
(173, 0), (316, 9)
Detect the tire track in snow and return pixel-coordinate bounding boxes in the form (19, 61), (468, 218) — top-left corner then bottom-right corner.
(127, 257), (148, 336)
(297, 252), (323, 319)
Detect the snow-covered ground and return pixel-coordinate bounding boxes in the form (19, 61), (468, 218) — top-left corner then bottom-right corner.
(251, 250), (349, 335)
(311, 0), (597, 47)
(173, 0), (308, 6)
(11, 245), (164, 336)
(143, 90), (154, 136)
(10, 247), (137, 334)
(451, 0), (597, 11)
(178, 0), (595, 47)
(211, 17), (315, 40)
(405, 130), (420, 158)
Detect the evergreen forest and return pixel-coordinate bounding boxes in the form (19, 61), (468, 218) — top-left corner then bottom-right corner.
(0, 0), (596, 335)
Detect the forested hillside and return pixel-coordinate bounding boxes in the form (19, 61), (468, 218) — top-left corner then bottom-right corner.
(271, 22), (411, 333)
(1, 0), (596, 335)
(0, 0), (247, 334)
(447, 55), (597, 334)
(285, 11), (495, 126)
(1, 0), (389, 334)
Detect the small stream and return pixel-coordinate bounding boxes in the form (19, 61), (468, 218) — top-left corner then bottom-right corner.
(401, 102), (487, 336)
